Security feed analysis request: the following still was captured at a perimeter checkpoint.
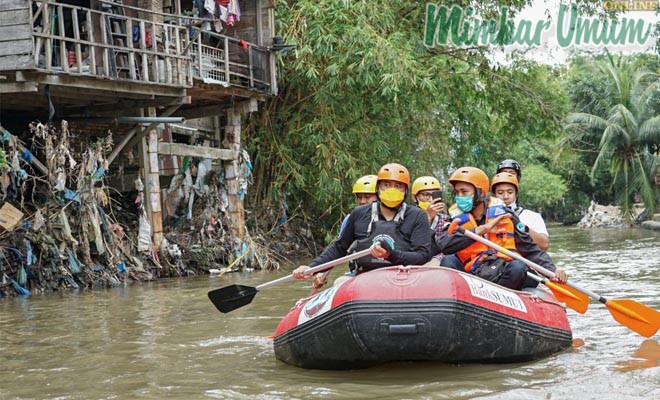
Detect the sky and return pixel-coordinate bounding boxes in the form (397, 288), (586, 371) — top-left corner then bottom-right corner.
(488, 0), (659, 66)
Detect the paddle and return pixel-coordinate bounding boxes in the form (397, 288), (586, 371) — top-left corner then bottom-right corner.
(521, 270), (589, 314)
(458, 227), (660, 338)
(208, 248), (373, 313)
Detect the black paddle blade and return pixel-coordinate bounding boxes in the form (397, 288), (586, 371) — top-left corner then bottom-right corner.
(208, 284), (258, 313)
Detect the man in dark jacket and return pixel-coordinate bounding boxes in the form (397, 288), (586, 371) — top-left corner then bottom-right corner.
(293, 163), (432, 287)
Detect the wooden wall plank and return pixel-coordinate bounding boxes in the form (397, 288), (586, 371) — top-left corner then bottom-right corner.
(0, 0), (27, 13)
(0, 54), (34, 70)
(0, 9), (30, 26)
(0, 25), (31, 42)
(158, 142), (233, 160)
(0, 39), (31, 56)
(0, 82), (38, 93)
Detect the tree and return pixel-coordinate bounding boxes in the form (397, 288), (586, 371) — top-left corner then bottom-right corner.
(519, 164), (568, 215)
(563, 53), (660, 220)
(244, 1), (574, 240)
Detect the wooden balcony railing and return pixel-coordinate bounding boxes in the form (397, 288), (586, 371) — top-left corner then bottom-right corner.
(190, 30), (272, 93)
(27, 1), (275, 95)
(30, 0), (192, 86)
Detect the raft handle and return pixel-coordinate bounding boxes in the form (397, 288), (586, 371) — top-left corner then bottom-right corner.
(381, 323), (425, 335)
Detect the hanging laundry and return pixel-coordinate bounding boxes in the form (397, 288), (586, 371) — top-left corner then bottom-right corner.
(204, 0), (215, 14)
(226, 0), (241, 26)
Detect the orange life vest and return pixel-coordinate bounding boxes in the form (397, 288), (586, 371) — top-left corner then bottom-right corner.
(484, 198), (516, 261)
(447, 199), (518, 272)
(448, 210), (489, 272)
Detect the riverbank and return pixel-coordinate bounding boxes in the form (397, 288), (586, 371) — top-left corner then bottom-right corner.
(577, 202), (653, 229)
(641, 214), (660, 231)
(0, 122), (286, 299)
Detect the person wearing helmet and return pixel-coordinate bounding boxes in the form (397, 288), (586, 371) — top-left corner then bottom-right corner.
(337, 175), (379, 238)
(411, 176), (448, 228)
(491, 172), (549, 251)
(293, 163), (432, 286)
(496, 159), (522, 181)
(411, 176), (450, 258)
(434, 166), (567, 290)
(310, 174), (379, 288)
(352, 175), (379, 206)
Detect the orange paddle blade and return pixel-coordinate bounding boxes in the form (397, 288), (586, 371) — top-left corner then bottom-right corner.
(606, 299), (660, 338)
(545, 281), (590, 314)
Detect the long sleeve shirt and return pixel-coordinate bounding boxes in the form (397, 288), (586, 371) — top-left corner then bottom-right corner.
(309, 202), (433, 268)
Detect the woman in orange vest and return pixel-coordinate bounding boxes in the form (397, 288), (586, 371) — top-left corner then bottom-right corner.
(435, 167), (568, 290)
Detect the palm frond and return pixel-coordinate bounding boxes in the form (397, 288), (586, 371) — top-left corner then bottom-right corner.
(565, 112), (609, 130)
(606, 104), (636, 145)
(638, 116), (660, 145)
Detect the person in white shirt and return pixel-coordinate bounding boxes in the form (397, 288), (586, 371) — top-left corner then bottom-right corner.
(491, 171), (550, 251)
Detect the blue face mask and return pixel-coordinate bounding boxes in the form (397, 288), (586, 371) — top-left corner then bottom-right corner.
(455, 196), (474, 212)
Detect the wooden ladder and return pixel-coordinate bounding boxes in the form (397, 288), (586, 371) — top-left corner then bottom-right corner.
(101, 0), (133, 78)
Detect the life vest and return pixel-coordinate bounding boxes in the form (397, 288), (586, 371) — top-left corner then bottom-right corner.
(484, 197), (516, 261)
(349, 202), (410, 273)
(447, 198), (518, 272)
(448, 209), (489, 272)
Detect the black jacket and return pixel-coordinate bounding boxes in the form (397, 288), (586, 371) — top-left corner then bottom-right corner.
(309, 202), (433, 268)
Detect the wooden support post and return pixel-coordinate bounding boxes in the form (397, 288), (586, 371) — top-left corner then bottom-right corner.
(224, 108), (245, 243)
(146, 107), (163, 248)
(137, 108), (163, 251)
(106, 104), (181, 166)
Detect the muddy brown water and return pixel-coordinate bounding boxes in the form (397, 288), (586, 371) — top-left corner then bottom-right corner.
(1, 227), (659, 399)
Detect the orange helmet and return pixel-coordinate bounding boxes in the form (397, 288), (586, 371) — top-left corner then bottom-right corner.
(377, 163), (410, 187)
(448, 166), (489, 200)
(491, 172), (519, 192)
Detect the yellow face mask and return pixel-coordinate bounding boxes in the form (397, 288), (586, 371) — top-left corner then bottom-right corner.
(379, 188), (405, 208)
(418, 201), (430, 211)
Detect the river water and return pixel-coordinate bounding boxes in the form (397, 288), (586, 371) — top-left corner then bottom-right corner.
(1, 227), (659, 399)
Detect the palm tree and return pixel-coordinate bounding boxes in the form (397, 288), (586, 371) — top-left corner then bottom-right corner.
(563, 54), (660, 221)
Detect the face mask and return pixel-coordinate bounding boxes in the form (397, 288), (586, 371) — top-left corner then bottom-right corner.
(379, 188), (405, 208)
(455, 195), (474, 212)
(418, 201), (430, 211)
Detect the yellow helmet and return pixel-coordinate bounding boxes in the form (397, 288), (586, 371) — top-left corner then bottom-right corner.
(411, 176), (441, 195)
(352, 175), (378, 194)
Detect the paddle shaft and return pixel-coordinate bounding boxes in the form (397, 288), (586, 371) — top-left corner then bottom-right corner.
(256, 248), (372, 291)
(458, 227), (604, 303)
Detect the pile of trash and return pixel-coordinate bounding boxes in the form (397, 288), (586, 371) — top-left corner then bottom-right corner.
(577, 201), (648, 228)
(0, 121), (278, 298)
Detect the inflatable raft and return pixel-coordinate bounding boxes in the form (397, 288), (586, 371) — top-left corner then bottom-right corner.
(273, 266), (572, 369)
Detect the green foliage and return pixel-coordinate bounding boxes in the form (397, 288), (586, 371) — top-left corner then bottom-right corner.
(563, 53), (660, 219)
(518, 164), (568, 213)
(244, 1), (591, 238)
